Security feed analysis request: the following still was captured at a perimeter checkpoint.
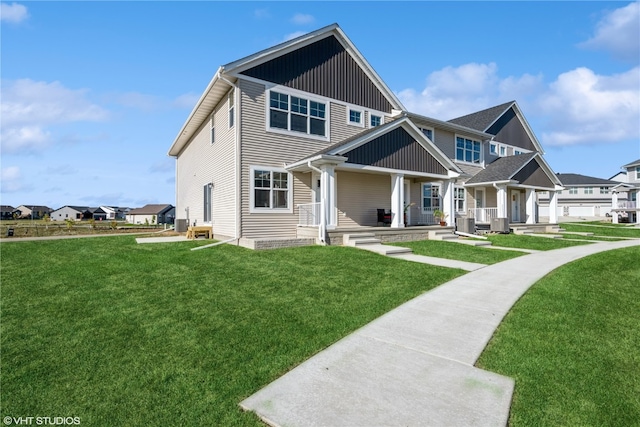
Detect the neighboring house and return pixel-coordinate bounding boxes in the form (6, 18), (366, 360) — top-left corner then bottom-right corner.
(100, 206), (130, 220)
(1, 205), (16, 220)
(51, 206), (90, 221)
(126, 204), (175, 224)
(15, 205), (53, 219)
(611, 159), (640, 224)
(538, 173), (620, 218)
(168, 24), (561, 248)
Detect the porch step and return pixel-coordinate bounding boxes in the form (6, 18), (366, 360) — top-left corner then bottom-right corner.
(342, 233), (412, 256)
(428, 229), (459, 241)
(529, 233), (562, 239)
(512, 227), (534, 235)
(454, 239), (493, 247)
(343, 233), (380, 246)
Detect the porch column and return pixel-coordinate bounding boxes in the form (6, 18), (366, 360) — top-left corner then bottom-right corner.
(496, 184), (508, 218)
(612, 191), (618, 224)
(390, 173), (405, 228)
(320, 165), (337, 229)
(525, 188), (536, 224)
(441, 179), (454, 226)
(549, 191), (559, 224)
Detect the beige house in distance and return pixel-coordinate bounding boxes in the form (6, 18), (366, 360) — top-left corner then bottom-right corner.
(168, 24), (562, 248)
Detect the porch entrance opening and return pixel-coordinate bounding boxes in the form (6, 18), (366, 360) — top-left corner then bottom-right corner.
(511, 190), (521, 222)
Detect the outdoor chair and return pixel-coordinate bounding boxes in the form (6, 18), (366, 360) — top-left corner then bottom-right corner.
(377, 209), (392, 226)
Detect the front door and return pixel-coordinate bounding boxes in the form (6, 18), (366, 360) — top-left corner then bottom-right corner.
(404, 180), (411, 225)
(511, 190), (521, 222)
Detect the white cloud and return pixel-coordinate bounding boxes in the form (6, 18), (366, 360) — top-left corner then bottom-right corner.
(291, 13), (314, 25)
(254, 8), (270, 20)
(173, 92), (200, 109)
(0, 2), (29, 24)
(539, 66), (640, 146)
(1, 79), (109, 154)
(579, 2), (639, 63)
(396, 62), (639, 148)
(1, 166), (28, 193)
(397, 63), (543, 120)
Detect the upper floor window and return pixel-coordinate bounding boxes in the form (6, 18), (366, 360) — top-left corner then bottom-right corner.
(499, 145), (507, 156)
(210, 115), (215, 144)
(420, 127), (434, 141)
(250, 166), (291, 212)
(514, 149), (524, 155)
(569, 187), (578, 195)
(600, 187), (610, 194)
(370, 114), (382, 127)
(228, 90), (235, 128)
(584, 187), (593, 194)
(490, 143), (497, 155)
(456, 136), (481, 164)
(348, 108), (364, 127)
(269, 90), (326, 137)
(636, 166), (640, 179)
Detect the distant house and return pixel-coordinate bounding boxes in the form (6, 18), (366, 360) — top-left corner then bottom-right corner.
(126, 204), (175, 225)
(51, 206), (90, 221)
(100, 206), (130, 220)
(611, 159), (640, 224)
(538, 173), (620, 218)
(15, 205), (53, 219)
(1, 205), (16, 220)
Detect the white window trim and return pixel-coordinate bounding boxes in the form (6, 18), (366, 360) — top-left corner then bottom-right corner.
(568, 187), (578, 195)
(249, 165), (293, 214)
(421, 183), (441, 212)
(419, 126), (435, 141)
(228, 90), (235, 129)
(265, 86), (329, 141)
(370, 113), (382, 128)
(455, 134), (482, 165)
(490, 142), (498, 156)
(210, 114), (215, 145)
(347, 107), (365, 128)
(584, 187), (593, 194)
(454, 185), (466, 213)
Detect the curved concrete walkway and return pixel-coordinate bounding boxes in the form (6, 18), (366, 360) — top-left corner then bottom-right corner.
(241, 239), (640, 427)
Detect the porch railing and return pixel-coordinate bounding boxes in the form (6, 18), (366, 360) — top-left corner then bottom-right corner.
(407, 207), (439, 226)
(468, 207), (499, 223)
(297, 202), (321, 226)
(617, 201), (637, 209)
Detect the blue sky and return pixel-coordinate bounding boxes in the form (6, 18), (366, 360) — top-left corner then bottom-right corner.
(1, 1), (639, 209)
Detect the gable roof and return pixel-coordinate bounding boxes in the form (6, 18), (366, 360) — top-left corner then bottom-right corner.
(556, 173), (617, 186)
(465, 152), (561, 189)
(622, 158), (640, 168)
(127, 204), (174, 215)
(287, 116), (461, 177)
(448, 101), (544, 154)
(168, 24), (404, 157)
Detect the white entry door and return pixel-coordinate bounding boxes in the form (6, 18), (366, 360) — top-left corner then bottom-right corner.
(511, 190), (521, 222)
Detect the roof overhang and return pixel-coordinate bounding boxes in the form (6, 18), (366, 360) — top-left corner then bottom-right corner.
(406, 112), (491, 140)
(285, 154), (349, 172)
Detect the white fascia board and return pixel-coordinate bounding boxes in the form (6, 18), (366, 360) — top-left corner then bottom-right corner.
(511, 102), (545, 154)
(406, 112), (491, 140)
(508, 153), (561, 186)
(463, 180), (516, 187)
(285, 154), (348, 171)
(168, 66), (229, 157)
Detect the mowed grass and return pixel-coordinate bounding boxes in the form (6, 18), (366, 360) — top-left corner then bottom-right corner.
(389, 239), (526, 264)
(477, 245), (640, 426)
(0, 237), (464, 426)
(486, 234), (589, 251)
(560, 222), (640, 238)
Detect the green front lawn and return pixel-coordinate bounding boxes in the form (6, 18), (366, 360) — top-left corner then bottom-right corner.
(477, 245), (640, 425)
(389, 239), (526, 264)
(560, 222), (640, 238)
(486, 234), (589, 250)
(1, 237), (464, 426)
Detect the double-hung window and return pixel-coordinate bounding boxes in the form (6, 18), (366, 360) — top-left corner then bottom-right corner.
(210, 114), (215, 144)
(636, 166), (640, 180)
(584, 187), (593, 194)
(228, 90), (235, 128)
(569, 187), (578, 195)
(456, 136), (481, 164)
(454, 186), (465, 213)
(269, 90), (326, 137)
(251, 167), (291, 212)
(600, 187), (610, 194)
(422, 184), (441, 211)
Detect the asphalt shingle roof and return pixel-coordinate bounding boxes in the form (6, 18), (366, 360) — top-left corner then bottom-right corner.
(622, 158), (640, 168)
(465, 152), (537, 184)
(448, 101), (514, 132)
(127, 204), (173, 215)
(556, 173), (617, 186)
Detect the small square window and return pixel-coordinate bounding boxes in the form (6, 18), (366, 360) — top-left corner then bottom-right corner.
(370, 115), (382, 127)
(349, 109), (362, 124)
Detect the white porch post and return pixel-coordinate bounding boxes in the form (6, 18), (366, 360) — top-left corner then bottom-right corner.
(441, 179), (454, 226)
(612, 191), (619, 224)
(525, 188), (536, 224)
(320, 165), (337, 230)
(390, 173), (405, 228)
(549, 191), (558, 224)
(496, 184), (507, 218)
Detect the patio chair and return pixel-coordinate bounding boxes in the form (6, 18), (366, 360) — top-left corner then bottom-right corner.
(377, 209), (392, 226)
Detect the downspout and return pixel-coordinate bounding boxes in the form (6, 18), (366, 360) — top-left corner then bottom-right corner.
(307, 161), (327, 245)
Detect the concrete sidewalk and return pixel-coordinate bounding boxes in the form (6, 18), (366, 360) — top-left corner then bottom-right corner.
(241, 239), (640, 427)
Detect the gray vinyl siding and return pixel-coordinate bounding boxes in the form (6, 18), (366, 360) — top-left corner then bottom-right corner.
(176, 91), (236, 237)
(488, 108), (537, 152)
(337, 172), (391, 227)
(512, 159), (554, 188)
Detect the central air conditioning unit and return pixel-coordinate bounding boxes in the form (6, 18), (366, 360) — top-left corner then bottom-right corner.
(491, 217), (510, 233)
(456, 217), (476, 234)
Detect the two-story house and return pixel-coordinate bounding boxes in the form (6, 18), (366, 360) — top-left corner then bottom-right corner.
(611, 159), (640, 223)
(169, 24), (562, 248)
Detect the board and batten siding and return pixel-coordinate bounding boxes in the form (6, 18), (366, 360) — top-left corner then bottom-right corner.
(239, 79), (376, 238)
(176, 91), (236, 237)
